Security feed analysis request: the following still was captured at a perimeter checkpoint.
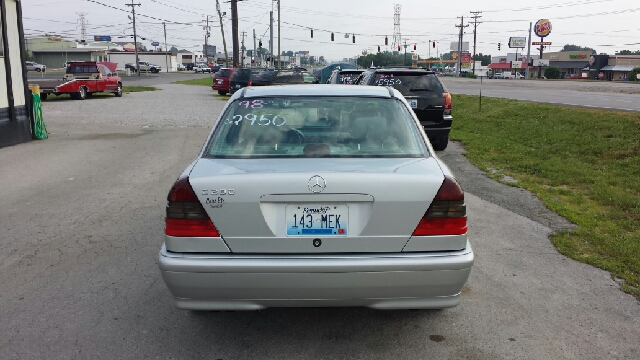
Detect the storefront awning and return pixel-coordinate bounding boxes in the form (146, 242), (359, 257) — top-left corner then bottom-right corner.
(600, 65), (637, 72)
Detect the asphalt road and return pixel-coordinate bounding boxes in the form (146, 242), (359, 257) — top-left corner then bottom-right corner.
(1, 82), (638, 359)
(440, 77), (640, 111)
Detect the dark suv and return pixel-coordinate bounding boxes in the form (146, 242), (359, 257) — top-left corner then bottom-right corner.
(357, 67), (452, 151)
(228, 68), (264, 95)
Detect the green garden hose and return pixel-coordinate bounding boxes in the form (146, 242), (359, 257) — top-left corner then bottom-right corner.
(32, 93), (48, 140)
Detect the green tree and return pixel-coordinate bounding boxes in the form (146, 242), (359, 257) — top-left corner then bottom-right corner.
(473, 53), (491, 66)
(616, 50), (640, 55)
(544, 66), (561, 79)
(628, 67), (640, 81)
(561, 44), (596, 54)
(318, 56), (325, 65)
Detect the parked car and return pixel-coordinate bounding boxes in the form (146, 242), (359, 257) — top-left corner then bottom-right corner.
(357, 67), (453, 151)
(177, 63), (186, 71)
(25, 61), (46, 72)
(126, 62), (161, 73)
(492, 72), (503, 79)
(326, 68), (365, 84)
(211, 67), (237, 95)
(194, 63), (212, 73)
(185, 62), (195, 71)
(251, 69), (278, 87)
(502, 72), (514, 79)
(157, 84), (473, 311)
(272, 70), (319, 85)
(63, 60), (82, 68)
(210, 64), (221, 73)
(228, 68), (265, 95)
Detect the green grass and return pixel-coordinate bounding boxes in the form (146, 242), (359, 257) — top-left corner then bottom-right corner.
(450, 94), (640, 299)
(42, 86), (156, 101)
(173, 78), (213, 86)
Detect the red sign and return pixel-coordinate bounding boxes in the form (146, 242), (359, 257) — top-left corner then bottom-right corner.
(534, 19), (552, 38)
(461, 52), (471, 62)
(532, 42), (552, 45)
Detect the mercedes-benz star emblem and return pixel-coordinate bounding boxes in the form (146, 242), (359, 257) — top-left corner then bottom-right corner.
(308, 175), (326, 193)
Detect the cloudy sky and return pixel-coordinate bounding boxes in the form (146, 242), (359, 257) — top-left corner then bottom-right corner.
(21, 0), (640, 61)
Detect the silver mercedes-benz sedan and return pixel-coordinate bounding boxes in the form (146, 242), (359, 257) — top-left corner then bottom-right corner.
(158, 85), (473, 310)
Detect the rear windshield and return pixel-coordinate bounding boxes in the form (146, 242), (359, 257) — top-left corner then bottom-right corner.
(231, 69), (252, 81)
(338, 72), (363, 84)
(205, 97), (426, 158)
(275, 72), (303, 83)
(372, 73), (445, 94)
(68, 65), (98, 73)
(255, 71), (277, 80)
(217, 69), (232, 77)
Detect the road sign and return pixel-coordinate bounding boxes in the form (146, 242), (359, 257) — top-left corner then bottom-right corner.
(93, 35), (111, 42)
(532, 42), (552, 46)
(151, 41), (160, 47)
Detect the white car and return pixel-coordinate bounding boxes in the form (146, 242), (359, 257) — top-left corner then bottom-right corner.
(158, 85), (474, 311)
(177, 63), (186, 71)
(25, 61), (46, 72)
(193, 64), (212, 73)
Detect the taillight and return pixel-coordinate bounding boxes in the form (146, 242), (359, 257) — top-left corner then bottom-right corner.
(248, 79), (252, 86)
(444, 92), (452, 110)
(165, 175), (220, 237)
(412, 176), (467, 236)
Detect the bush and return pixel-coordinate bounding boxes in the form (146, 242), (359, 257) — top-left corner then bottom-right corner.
(628, 67), (640, 81)
(466, 72), (478, 79)
(544, 66), (561, 79)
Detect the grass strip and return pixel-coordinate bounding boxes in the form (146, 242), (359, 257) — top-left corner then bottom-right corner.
(450, 94), (640, 299)
(173, 78), (213, 86)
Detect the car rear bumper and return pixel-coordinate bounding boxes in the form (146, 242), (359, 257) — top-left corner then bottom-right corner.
(421, 114), (452, 139)
(158, 241), (474, 310)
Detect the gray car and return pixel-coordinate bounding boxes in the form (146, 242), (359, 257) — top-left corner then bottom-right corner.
(158, 85), (473, 310)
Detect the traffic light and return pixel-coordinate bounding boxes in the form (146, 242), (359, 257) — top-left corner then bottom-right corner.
(385, 36), (388, 45)
(498, 42), (501, 51)
(310, 29), (313, 38)
(413, 43), (416, 50)
(398, 45), (401, 51)
(433, 41), (436, 48)
(378, 45), (380, 52)
(331, 32), (334, 41)
(352, 35), (355, 43)
(259, 40), (262, 48)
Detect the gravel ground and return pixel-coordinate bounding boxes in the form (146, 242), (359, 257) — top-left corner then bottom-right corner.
(42, 83), (227, 128)
(442, 76), (640, 94)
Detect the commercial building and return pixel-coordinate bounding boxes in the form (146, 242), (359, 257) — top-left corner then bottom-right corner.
(1, 0), (31, 148)
(542, 51), (591, 77)
(26, 36), (122, 69)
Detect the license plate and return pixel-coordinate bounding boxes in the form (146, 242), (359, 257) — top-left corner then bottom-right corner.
(286, 204), (348, 236)
(409, 99), (418, 109)
(217, 80), (223, 84)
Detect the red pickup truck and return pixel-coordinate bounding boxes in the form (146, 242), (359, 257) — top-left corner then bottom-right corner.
(38, 61), (123, 100)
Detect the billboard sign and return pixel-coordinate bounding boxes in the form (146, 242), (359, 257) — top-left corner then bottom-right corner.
(151, 41), (160, 47)
(450, 42), (470, 52)
(511, 61), (522, 68)
(509, 37), (526, 48)
(533, 59), (549, 67)
(93, 35), (111, 42)
(461, 52), (471, 62)
(534, 19), (552, 38)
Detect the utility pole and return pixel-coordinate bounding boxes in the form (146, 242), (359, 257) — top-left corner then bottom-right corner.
(125, 1), (141, 76)
(455, 16), (469, 77)
(403, 40), (407, 66)
(163, 22), (168, 73)
(269, 11), (274, 68)
(470, 11), (482, 74)
(203, 15), (214, 65)
(525, 21), (532, 80)
(253, 29), (256, 67)
(216, 0), (229, 67)
(277, 0), (281, 70)
(231, 0), (239, 68)
(76, 13), (88, 42)
(241, 31), (246, 68)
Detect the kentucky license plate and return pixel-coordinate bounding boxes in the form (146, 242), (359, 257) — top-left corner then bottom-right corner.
(286, 204), (348, 236)
(409, 99), (418, 109)
(217, 79), (223, 84)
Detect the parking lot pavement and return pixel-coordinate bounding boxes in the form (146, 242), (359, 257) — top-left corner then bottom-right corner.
(0, 83), (639, 359)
